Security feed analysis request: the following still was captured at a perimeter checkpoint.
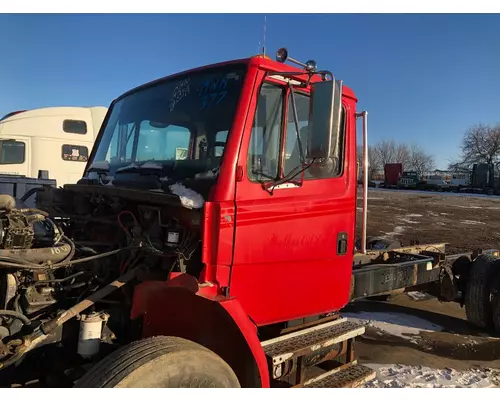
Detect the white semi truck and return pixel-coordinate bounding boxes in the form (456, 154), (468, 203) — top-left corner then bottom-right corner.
(0, 106), (107, 187)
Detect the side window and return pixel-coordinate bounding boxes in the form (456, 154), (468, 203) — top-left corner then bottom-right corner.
(214, 130), (228, 157)
(247, 83), (284, 182)
(284, 92), (346, 180)
(63, 119), (87, 135)
(136, 122), (191, 162)
(61, 144), (89, 162)
(0, 140), (25, 164)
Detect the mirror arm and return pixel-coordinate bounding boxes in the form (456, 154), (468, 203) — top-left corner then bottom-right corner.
(288, 82), (305, 164)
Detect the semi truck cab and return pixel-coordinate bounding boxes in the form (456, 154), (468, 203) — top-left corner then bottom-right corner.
(82, 50), (360, 326)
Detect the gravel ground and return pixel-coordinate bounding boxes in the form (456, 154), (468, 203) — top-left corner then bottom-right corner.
(349, 188), (500, 387)
(356, 188), (500, 254)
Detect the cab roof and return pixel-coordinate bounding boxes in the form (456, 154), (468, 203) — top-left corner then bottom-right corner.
(117, 55), (357, 103)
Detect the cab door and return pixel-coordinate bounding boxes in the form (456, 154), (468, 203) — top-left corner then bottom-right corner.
(229, 78), (356, 326)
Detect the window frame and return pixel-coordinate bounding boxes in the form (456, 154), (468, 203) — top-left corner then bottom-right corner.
(246, 78), (348, 185)
(282, 88), (348, 181)
(0, 139), (26, 165)
(63, 119), (88, 135)
(246, 80), (287, 183)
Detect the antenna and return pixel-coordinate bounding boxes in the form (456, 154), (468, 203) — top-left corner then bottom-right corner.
(262, 15), (267, 56)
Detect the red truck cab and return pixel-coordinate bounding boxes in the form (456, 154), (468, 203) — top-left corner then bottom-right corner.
(86, 52), (359, 327)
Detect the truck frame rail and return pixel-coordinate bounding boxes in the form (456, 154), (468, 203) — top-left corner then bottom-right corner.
(351, 243), (499, 301)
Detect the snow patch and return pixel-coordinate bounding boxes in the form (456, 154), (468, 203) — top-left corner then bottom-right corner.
(342, 311), (443, 339)
(363, 364), (499, 388)
(397, 213), (422, 225)
(460, 220), (486, 225)
(406, 291), (434, 301)
(399, 218), (421, 225)
(382, 226), (406, 238)
(169, 183), (205, 209)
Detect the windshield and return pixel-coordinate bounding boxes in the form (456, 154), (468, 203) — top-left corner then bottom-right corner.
(88, 64), (247, 181)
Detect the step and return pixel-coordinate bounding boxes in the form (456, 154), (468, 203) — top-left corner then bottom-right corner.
(261, 317), (365, 366)
(296, 362), (376, 388)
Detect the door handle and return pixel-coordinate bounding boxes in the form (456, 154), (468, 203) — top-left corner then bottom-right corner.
(337, 232), (348, 255)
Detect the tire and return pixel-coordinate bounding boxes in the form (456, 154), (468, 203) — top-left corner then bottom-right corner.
(491, 273), (500, 334)
(74, 336), (241, 388)
(464, 254), (500, 329)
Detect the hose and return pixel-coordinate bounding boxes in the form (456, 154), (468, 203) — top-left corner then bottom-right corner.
(0, 245), (136, 270)
(0, 310), (31, 326)
(20, 187), (39, 203)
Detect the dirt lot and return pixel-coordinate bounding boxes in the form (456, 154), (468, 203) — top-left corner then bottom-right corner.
(357, 188), (500, 254)
(348, 189), (500, 386)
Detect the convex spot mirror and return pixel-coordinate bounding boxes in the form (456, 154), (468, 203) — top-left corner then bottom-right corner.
(307, 79), (343, 160)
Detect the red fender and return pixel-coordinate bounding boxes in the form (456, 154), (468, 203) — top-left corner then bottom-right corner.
(217, 297), (270, 388)
(130, 275), (270, 388)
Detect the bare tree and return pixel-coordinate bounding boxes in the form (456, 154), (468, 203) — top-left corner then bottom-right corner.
(358, 139), (435, 179)
(374, 140), (396, 166)
(394, 143), (410, 167)
(407, 143), (435, 176)
(372, 140), (410, 169)
(357, 144), (380, 180)
(452, 123), (500, 171)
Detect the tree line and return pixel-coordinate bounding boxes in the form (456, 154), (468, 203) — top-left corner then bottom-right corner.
(358, 121), (500, 181)
(448, 122), (500, 173)
(357, 140), (436, 180)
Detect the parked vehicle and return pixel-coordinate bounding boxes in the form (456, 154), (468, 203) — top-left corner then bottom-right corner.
(0, 106), (107, 187)
(383, 163), (402, 188)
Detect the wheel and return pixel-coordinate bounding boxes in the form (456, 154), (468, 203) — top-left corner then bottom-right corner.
(74, 336), (241, 388)
(491, 273), (500, 334)
(464, 254), (500, 329)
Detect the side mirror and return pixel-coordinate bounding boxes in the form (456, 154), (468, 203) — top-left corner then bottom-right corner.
(307, 79), (343, 159)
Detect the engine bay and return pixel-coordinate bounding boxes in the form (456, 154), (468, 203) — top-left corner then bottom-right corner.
(0, 185), (204, 386)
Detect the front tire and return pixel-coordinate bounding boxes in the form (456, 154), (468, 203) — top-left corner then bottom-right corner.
(74, 336), (241, 388)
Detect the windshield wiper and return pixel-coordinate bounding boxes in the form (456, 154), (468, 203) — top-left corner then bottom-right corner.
(115, 161), (164, 175)
(262, 160), (316, 194)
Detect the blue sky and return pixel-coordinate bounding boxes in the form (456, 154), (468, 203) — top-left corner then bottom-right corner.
(1, 13), (500, 169)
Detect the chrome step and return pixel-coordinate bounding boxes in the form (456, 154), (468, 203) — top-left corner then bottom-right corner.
(297, 361), (376, 388)
(261, 317), (365, 367)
